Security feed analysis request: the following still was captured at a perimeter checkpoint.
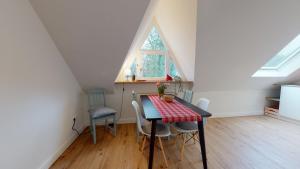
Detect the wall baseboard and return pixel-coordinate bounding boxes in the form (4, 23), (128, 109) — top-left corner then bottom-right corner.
(211, 111), (263, 118)
(38, 125), (85, 169)
(84, 117), (136, 127)
(118, 117), (136, 124)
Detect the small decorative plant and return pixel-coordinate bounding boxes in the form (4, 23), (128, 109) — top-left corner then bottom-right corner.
(174, 75), (183, 94)
(156, 82), (169, 98)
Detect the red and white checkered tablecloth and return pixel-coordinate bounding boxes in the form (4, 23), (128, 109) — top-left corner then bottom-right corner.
(148, 95), (202, 123)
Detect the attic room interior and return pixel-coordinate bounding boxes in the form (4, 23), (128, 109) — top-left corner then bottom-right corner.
(2, 0), (300, 169)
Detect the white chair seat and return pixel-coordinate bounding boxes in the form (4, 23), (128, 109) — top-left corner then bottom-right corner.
(173, 122), (198, 133)
(143, 123), (171, 137)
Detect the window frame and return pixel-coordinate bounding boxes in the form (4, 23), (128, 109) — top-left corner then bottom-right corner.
(252, 34), (300, 77)
(261, 47), (300, 70)
(136, 49), (173, 80)
(126, 23), (181, 81)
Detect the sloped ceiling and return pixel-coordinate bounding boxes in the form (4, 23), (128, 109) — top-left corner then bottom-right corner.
(30, 0), (300, 91)
(194, 0), (300, 91)
(153, 0), (197, 81)
(29, 0), (150, 89)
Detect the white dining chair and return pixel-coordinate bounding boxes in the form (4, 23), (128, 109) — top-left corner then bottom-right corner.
(131, 100), (170, 167)
(182, 89), (193, 103)
(196, 98), (210, 125)
(131, 90), (145, 142)
(173, 97), (210, 160)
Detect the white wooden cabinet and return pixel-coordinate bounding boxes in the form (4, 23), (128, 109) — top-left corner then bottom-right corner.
(279, 85), (300, 120)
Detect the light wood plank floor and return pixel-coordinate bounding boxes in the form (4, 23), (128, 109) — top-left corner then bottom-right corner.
(50, 116), (300, 169)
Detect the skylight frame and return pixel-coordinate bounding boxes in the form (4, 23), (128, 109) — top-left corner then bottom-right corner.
(261, 46), (300, 70)
(252, 34), (300, 77)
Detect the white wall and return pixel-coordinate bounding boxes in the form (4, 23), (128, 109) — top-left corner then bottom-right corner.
(0, 1), (83, 169)
(192, 90), (279, 117)
(154, 0), (197, 81)
(97, 86), (277, 123)
(83, 83), (192, 126)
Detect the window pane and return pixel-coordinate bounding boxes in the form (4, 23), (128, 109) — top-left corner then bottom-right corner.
(169, 59), (179, 77)
(143, 54), (165, 77)
(263, 34), (300, 68)
(263, 54), (289, 68)
(141, 27), (167, 51)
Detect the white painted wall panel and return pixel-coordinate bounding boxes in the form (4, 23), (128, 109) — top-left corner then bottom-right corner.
(192, 90), (278, 118)
(279, 85), (300, 120)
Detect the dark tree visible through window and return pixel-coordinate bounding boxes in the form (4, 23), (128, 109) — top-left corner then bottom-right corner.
(143, 54), (165, 77)
(141, 27), (167, 51)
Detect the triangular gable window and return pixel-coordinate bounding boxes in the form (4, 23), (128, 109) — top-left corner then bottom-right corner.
(129, 25), (180, 79)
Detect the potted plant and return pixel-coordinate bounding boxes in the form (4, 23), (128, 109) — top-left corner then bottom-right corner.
(174, 75), (183, 94)
(156, 82), (169, 98)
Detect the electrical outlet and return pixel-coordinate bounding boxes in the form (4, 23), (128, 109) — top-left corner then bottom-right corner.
(73, 114), (77, 121)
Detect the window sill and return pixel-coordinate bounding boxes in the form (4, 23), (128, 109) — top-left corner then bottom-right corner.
(114, 80), (193, 84)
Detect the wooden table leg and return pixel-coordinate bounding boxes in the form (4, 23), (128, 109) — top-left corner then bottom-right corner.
(148, 120), (157, 169)
(198, 120), (208, 169)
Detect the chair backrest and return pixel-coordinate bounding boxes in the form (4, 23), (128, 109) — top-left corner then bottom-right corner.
(131, 90), (137, 101)
(183, 89), (193, 103)
(87, 89), (106, 110)
(196, 98), (210, 111)
(132, 100), (145, 135)
(131, 90), (146, 118)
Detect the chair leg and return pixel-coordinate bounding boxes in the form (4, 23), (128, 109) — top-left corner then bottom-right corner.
(167, 123), (171, 140)
(180, 134), (186, 160)
(203, 118), (207, 125)
(105, 119), (108, 129)
(192, 133), (196, 144)
(174, 133), (180, 146)
(89, 117), (93, 134)
(136, 123), (140, 143)
(91, 119), (96, 144)
(113, 115), (117, 136)
(158, 137), (168, 168)
(141, 135), (147, 152)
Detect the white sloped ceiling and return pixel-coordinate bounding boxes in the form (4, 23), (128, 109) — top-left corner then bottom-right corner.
(30, 0), (300, 91)
(194, 0), (300, 91)
(29, 0), (150, 89)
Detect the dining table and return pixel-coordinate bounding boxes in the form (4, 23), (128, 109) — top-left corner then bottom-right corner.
(140, 94), (212, 169)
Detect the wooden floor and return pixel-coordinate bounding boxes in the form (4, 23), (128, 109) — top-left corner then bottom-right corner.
(50, 116), (300, 169)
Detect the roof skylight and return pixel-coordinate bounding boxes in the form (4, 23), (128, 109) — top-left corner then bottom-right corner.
(253, 34), (300, 77)
(261, 34), (300, 70)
